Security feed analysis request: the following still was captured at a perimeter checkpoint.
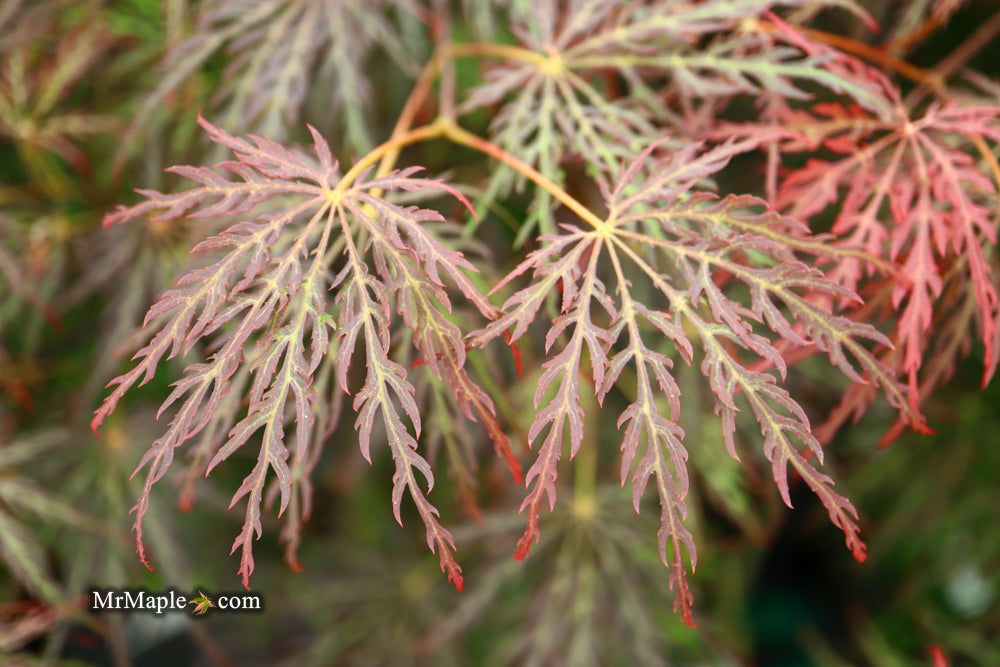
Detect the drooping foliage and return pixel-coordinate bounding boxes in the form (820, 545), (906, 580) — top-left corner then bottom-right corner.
(2, 0), (984, 650)
(466, 138), (927, 621)
(94, 117), (514, 590)
(84, 0), (998, 623)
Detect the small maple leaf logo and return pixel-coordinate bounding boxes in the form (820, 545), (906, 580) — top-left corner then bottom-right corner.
(189, 592), (215, 615)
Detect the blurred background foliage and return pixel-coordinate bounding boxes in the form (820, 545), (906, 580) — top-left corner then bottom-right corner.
(0, 0), (997, 665)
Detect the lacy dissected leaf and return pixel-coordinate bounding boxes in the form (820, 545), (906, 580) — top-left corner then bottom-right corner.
(398, 222), (524, 519)
(469, 139), (924, 623)
(459, 0), (889, 241)
(762, 97), (1000, 407)
(94, 117), (501, 590)
(121, 0), (417, 162)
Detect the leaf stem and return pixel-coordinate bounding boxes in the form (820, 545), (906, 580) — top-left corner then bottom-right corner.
(439, 119), (605, 230)
(909, 8), (1000, 104)
(336, 111), (605, 246)
(333, 122), (446, 194)
(447, 41), (550, 68)
(761, 22), (944, 94)
(375, 49), (445, 180)
(384, 26), (1000, 230)
(884, 13), (942, 54)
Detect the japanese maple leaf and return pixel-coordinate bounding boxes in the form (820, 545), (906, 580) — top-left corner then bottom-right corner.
(771, 97), (1000, 402)
(94, 117), (505, 591)
(469, 139), (924, 624)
